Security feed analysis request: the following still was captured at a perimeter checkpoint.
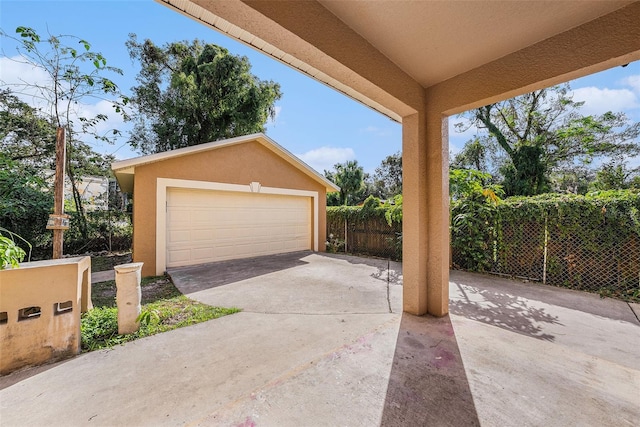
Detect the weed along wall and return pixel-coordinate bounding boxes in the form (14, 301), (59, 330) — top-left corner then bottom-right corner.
(0, 256), (92, 374)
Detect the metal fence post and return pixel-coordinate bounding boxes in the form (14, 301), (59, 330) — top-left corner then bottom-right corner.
(542, 213), (549, 285)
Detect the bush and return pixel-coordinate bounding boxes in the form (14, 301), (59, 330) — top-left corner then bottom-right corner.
(451, 189), (640, 302)
(0, 155), (52, 257)
(0, 232), (26, 269)
(64, 210), (132, 255)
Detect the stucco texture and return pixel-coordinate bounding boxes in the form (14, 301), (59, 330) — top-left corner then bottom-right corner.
(131, 140), (328, 276)
(0, 256), (91, 374)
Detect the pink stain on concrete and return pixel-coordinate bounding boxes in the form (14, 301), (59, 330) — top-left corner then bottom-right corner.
(236, 416), (256, 427)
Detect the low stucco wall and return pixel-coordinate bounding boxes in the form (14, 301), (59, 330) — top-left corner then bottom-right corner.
(0, 256), (92, 375)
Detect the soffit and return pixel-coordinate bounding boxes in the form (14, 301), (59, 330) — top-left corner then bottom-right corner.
(159, 0), (638, 120)
(318, 0), (632, 87)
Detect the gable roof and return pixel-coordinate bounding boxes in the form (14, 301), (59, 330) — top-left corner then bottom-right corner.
(111, 133), (339, 193)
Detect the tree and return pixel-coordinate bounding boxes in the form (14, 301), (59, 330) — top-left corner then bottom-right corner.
(590, 158), (640, 191)
(1, 89), (114, 178)
(449, 168), (503, 271)
(325, 160), (365, 205)
(455, 84), (640, 196)
(451, 139), (488, 172)
(126, 35), (282, 154)
(369, 152), (402, 199)
(1, 26), (128, 239)
(0, 89), (56, 170)
(0, 153), (53, 256)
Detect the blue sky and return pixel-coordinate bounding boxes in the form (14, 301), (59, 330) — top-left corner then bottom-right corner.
(1, 0), (639, 174)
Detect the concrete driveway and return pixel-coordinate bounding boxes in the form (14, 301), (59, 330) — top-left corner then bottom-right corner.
(1, 251), (639, 426)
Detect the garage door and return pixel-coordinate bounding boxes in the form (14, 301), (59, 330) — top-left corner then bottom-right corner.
(166, 188), (311, 267)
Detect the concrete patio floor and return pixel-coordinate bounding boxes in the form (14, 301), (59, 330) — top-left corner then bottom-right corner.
(1, 252), (638, 426)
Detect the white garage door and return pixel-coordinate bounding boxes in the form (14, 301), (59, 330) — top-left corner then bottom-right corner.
(166, 188), (311, 267)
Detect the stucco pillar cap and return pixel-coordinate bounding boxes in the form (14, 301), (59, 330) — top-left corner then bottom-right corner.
(114, 262), (144, 274)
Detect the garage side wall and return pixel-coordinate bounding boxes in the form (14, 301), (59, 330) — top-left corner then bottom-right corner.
(132, 141), (328, 276)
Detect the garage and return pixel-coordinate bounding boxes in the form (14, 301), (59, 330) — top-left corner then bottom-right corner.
(166, 188), (311, 267)
(112, 133), (339, 276)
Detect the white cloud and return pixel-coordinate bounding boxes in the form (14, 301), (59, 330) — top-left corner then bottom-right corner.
(296, 146), (355, 173)
(79, 99), (127, 141)
(570, 86), (639, 116)
(1, 55), (128, 152)
(622, 75), (640, 93)
(0, 55), (52, 109)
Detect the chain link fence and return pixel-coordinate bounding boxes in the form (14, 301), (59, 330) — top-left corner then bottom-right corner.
(452, 196), (640, 302)
(328, 194), (639, 303)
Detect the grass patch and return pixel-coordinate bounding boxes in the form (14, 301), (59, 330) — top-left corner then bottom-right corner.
(90, 253), (132, 273)
(82, 275), (240, 352)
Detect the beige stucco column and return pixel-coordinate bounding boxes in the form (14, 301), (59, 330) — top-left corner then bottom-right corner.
(424, 96), (450, 317)
(402, 112), (428, 315)
(402, 100), (450, 317)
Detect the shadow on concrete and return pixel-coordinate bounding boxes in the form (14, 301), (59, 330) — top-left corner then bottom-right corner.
(0, 357), (75, 391)
(450, 269), (637, 324)
(370, 264), (403, 287)
(380, 313), (480, 427)
(450, 282), (561, 341)
(321, 252), (403, 286)
(168, 251), (311, 294)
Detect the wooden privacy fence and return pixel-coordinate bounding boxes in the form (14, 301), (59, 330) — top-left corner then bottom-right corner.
(326, 214), (402, 260)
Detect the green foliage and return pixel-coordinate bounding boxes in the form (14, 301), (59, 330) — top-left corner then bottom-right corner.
(451, 139), (488, 171)
(369, 152), (402, 199)
(500, 145), (549, 196)
(455, 84), (640, 196)
(325, 160), (365, 205)
(590, 158), (640, 191)
(64, 210), (132, 255)
(1, 26), (129, 240)
(327, 199), (386, 223)
(384, 195), (403, 226)
(450, 169), (502, 271)
(126, 35), (281, 154)
(0, 237), (25, 269)
(80, 307), (120, 350)
(0, 89), (56, 169)
(0, 227), (29, 269)
(451, 189), (640, 302)
(81, 296), (240, 351)
(2, 26), (128, 139)
(325, 233), (345, 253)
(136, 309), (160, 327)
(0, 154), (53, 256)
(450, 169), (503, 202)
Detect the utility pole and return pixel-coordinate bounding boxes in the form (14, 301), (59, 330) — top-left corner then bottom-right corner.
(47, 127), (70, 258)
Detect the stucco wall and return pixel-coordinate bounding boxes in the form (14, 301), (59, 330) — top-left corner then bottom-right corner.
(0, 256), (91, 374)
(132, 140), (328, 276)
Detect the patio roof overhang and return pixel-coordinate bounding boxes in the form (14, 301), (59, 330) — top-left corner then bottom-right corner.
(156, 0), (640, 316)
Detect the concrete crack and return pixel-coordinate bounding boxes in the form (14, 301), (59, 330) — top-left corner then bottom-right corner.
(627, 302), (640, 324)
